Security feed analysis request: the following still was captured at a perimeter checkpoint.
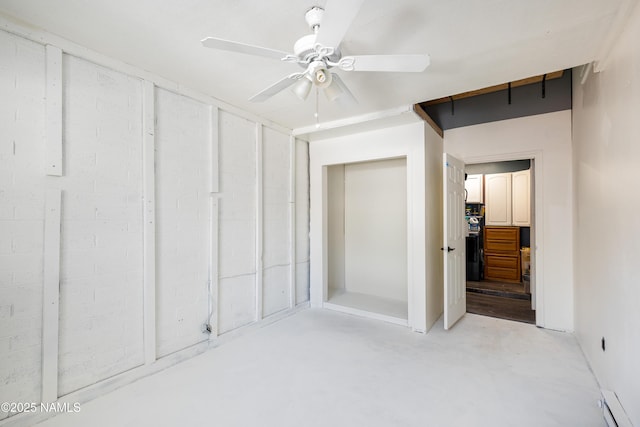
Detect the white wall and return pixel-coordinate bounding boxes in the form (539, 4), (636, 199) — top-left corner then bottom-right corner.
(58, 54), (145, 396)
(218, 111), (257, 334)
(444, 111), (573, 332)
(424, 124), (444, 329)
(310, 119), (443, 332)
(0, 31), (45, 411)
(572, 3), (640, 424)
(155, 88), (210, 358)
(0, 24), (309, 422)
(262, 127), (292, 317)
(295, 139), (310, 305)
(343, 158), (407, 302)
(327, 164), (345, 296)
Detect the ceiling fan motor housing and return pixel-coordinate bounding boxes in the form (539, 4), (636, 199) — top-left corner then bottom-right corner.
(294, 7), (341, 66)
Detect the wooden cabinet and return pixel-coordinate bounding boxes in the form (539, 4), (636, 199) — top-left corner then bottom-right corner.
(512, 169), (531, 226)
(484, 170), (531, 226)
(484, 173), (512, 225)
(484, 226), (521, 282)
(465, 174), (483, 203)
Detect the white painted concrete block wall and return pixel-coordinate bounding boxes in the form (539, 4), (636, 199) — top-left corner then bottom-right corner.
(0, 24), (310, 421)
(295, 140), (310, 304)
(58, 55), (145, 395)
(218, 111), (257, 334)
(262, 128), (291, 317)
(155, 88), (210, 357)
(0, 32), (45, 419)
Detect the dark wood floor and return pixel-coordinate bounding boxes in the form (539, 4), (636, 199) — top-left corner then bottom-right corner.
(467, 279), (527, 294)
(466, 280), (535, 324)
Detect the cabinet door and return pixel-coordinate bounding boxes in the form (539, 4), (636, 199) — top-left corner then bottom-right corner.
(512, 169), (531, 226)
(484, 173), (512, 225)
(464, 174), (483, 203)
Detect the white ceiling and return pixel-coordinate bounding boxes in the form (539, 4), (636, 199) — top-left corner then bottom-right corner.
(0, 0), (633, 130)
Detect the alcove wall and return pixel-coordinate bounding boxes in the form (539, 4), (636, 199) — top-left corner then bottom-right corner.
(326, 159), (408, 320)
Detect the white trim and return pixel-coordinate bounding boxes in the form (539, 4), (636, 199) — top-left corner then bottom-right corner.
(293, 105), (416, 138)
(461, 150), (544, 327)
(210, 106), (220, 193)
(208, 105), (221, 338)
(209, 197), (220, 338)
(255, 124), (264, 321)
(142, 80), (157, 365)
(289, 135), (296, 308)
(405, 154), (415, 328)
(323, 302), (409, 327)
(579, 62), (593, 86)
(45, 45), (62, 176)
(318, 166), (329, 306)
(0, 14), (291, 136)
(600, 390), (633, 427)
(42, 189), (61, 403)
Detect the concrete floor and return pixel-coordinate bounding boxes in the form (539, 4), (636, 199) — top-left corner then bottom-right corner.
(37, 309), (604, 427)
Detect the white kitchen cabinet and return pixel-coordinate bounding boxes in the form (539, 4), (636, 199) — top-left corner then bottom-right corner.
(512, 169), (531, 226)
(485, 173), (512, 225)
(465, 174), (483, 203)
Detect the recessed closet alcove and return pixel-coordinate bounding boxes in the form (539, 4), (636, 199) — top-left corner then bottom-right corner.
(309, 118), (444, 332)
(326, 158), (408, 322)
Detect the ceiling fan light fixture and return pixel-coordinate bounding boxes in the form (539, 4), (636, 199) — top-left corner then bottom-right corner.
(324, 78), (344, 101)
(291, 75), (313, 100)
(309, 61), (332, 88)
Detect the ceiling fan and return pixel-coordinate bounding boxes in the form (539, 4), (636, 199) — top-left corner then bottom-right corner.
(201, 0), (430, 104)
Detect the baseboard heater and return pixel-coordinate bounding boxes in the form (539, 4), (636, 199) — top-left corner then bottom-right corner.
(600, 390), (633, 427)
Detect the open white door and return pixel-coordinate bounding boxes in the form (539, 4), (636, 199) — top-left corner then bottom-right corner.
(443, 153), (466, 329)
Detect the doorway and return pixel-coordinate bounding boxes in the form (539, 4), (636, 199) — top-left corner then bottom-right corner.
(463, 159), (535, 323)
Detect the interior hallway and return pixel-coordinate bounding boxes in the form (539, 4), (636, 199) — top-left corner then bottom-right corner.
(36, 309), (603, 427)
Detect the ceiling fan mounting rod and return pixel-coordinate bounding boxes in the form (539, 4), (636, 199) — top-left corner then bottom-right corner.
(305, 6), (324, 32)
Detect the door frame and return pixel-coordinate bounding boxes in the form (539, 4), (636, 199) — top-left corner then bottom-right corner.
(463, 151), (542, 327)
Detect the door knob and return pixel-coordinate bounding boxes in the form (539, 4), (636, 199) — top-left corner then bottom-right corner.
(440, 246), (455, 252)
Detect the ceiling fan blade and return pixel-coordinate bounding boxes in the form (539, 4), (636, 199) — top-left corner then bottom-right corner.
(249, 74), (303, 102)
(315, 0), (365, 50)
(201, 37), (290, 61)
(339, 54), (430, 72)
(328, 74), (358, 105)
